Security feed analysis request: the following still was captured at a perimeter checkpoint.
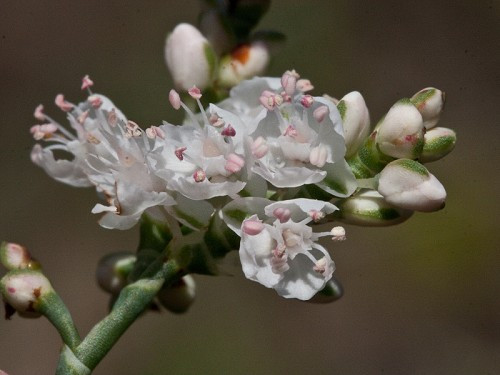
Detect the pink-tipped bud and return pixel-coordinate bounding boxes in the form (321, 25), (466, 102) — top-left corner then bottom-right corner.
(251, 136), (268, 158)
(300, 95), (314, 108)
(242, 219), (265, 236)
(175, 146), (187, 161)
(273, 207), (291, 223)
(0, 242), (35, 270)
(296, 79), (314, 92)
(54, 94), (73, 112)
(81, 75), (94, 90)
(331, 226), (346, 241)
(309, 145), (328, 168)
(193, 169), (206, 182)
(169, 89), (181, 110)
(88, 95), (103, 108)
(281, 70), (299, 97)
(221, 124), (236, 137)
(313, 105), (329, 123)
(188, 86), (202, 100)
(33, 104), (45, 121)
(225, 153), (245, 174)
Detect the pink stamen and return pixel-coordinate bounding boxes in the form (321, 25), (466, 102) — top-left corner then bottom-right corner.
(33, 104), (45, 121)
(169, 89), (181, 110)
(107, 109), (118, 127)
(86, 133), (101, 144)
(308, 210), (325, 222)
(331, 226), (346, 241)
(125, 121), (142, 138)
(271, 245), (289, 274)
(221, 124), (236, 137)
(30, 124), (58, 140)
(284, 125), (298, 137)
(209, 113), (225, 127)
(281, 70), (299, 97)
(313, 257), (327, 274)
(313, 105), (329, 123)
(251, 136), (268, 158)
(242, 219), (264, 235)
(224, 153), (245, 174)
(188, 86), (202, 100)
(78, 110), (89, 124)
(81, 75), (94, 90)
(55, 94), (73, 112)
(296, 79), (314, 92)
(88, 95), (103, 108)
(146, 126), (165, 139)
(7, 287), (16, 294)
(193, 169), (206, 183)
(273, 207), (291, 223)
(259, 90), (283, 110)
(300, 95), (314, 108)
(175, 146), (187, 160)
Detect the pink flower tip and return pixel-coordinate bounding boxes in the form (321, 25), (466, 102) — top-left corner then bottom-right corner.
(55, 94), (73, 112)
(242, 219), (265, 236)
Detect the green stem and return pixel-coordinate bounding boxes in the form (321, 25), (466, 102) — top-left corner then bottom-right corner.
(38, 292), (81, 351)
(75, 260), (180, 370)
(55, 259), (181, 374)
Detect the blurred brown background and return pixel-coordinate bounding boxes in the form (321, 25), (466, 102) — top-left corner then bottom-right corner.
(1, 1), (499, 374)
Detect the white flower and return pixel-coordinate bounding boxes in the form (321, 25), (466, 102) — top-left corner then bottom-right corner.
(219, 73), (357, 197)
(31, 81), (175, 230)
(222, 197), (340, 300)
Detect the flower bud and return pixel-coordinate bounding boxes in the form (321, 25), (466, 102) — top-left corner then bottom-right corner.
(411, 87), (445, 129)
(336, 189), (413, 226)
(96, 252), (136, 295)
(0, 242), (39, 270)
(308, 276), (343, 304)
(376, 99), (425, 159)
(419, 127), (456, 163)
(337, 91), (371, 158)
(377, 159), (446, 212)
(165, 23), (217, 90)
(218, 42), (270, 88)
(1, 270), (53, 318)
(157, 275), (196, 314)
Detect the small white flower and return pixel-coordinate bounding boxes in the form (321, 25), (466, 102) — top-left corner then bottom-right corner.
(223, 198), (339, 300)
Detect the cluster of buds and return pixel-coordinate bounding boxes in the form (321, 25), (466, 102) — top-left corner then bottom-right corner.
(334, 87), (455, 225)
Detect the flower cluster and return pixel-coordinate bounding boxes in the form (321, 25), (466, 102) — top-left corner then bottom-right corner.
(28, 66), (456, 300)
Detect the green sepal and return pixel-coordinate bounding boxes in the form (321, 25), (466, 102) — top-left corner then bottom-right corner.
(128, 249), (163, 282)
(309, 276), (344, 304)
(137, 214), (172, 253)
(347, 132), (395, 178)
(168, 232), (219, 275)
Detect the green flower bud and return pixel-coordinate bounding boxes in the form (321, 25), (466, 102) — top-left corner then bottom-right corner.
(337, 91), (371, 158)
(376, 99), (425, 159)
(157, 275), (196, 314)
(420, 127), (456, 163)
(335, 190), (413, 226)
(411, 87), (445, 129)
(96, 252), (136, 295)
(377, 159), (446, 212)
(1, 270), (53, 318)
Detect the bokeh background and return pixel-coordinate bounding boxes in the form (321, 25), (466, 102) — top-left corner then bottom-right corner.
(1, 1), (499, 374)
